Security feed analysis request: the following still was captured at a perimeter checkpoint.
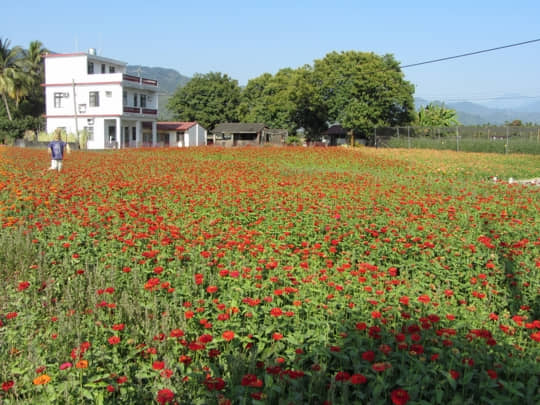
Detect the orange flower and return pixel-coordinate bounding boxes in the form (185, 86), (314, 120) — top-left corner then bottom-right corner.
(33, 374), (51, 385)
(76, 360), (88, 369)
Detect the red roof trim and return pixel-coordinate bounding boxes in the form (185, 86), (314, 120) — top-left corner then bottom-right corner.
(42, 81), (123, 87)
(44, 114), (123, 118)
(43, 52), (87, 58)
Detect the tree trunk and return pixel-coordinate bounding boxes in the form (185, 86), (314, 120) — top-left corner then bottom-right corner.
(1, 93), (12, 121)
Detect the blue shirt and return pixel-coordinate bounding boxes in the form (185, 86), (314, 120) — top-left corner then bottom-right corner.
(49, 140), (67, 160)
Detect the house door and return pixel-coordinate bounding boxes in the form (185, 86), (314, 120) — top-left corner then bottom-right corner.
(124, 127), (129, 146)
(108, 126), (117, 146)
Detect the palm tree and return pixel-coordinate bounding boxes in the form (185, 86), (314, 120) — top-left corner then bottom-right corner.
(0, 38), (24, 121)
(23, 40), (47, 80)
(21, 40), (48, 114)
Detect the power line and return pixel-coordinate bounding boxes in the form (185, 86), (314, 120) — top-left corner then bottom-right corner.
(400, 38), (540, 69)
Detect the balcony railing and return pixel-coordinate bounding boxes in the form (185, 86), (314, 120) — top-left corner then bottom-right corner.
(123, 106), (158, 115)
(122, 74), (158, 86)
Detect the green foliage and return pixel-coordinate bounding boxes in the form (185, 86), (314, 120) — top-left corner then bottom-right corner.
(0, 38), (46, 129)
(167, 72), (241, 130)
(416, 103), (460, 127)
(312, 51), (415, 135)
(0, 115), (43, 144)
(239, 66), (327, 137)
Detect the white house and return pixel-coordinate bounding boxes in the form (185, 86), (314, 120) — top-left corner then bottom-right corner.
(43, 49), (159, 149)
(142, 122), (207, 147)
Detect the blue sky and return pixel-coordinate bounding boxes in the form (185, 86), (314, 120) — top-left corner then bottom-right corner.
(4, 0), (540, 105)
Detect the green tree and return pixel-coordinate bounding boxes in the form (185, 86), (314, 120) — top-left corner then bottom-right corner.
(18, 40), (48, 117)
(312, 51), (415, 139)
(239, 66), (327, 137)
(167, 72), (241, 130)
(416, 103), (459, 127)
(0, 38), (24, 121)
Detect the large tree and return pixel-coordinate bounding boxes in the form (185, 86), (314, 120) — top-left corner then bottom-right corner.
(312, 51), (415, 138)
(0, 38), (24, 121)
(239, 66), (327, 137)
(167, 72), (241, 130)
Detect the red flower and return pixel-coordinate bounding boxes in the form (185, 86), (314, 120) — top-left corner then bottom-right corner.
(108, 336), (121, 345)
(2, 380), (14, 392)
(417, 294), (430, 304)
(270, 307), (283, 317)
(450, 370), (460, 380)
(362, 350), (375, 362)
(222, 331), (235, 341)
(335, 371), (351, 381)
(206, 285), (218, 293)
(152, 361), (165, 370)
(170, 328), (184, 337)
(241, 374), (263, 387)
(391, 388), (410, 405)
(349, 373), (367, 384)
(156, 388), (175, 404)
(17, 281), (30, 291)
(355, 322), (367, 331)
(272, 332), (283, 341)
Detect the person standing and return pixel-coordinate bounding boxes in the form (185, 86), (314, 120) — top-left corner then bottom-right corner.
(48, 128), (70, 171)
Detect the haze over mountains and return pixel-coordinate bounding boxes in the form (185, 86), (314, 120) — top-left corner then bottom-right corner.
(415, 98), (540, 125)
(126, 65), (540, 125)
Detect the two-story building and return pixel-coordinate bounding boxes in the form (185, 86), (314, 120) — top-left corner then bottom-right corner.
(43, 49), (159, 149)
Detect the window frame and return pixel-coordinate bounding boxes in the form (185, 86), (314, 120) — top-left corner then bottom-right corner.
(89, 91), (100, 107)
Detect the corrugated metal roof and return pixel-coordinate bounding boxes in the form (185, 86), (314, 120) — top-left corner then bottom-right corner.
(212, 123), (266, 133)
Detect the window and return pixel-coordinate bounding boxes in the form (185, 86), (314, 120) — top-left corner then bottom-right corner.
(84, 126), (94, 141)
(88, 62), (94, 74)
(140, 94), (147, 108)
(132, 127), (136, 141)
(54, 92), (63, 108)
(89, 91), (99, 107)
(133, 93), (138, 107)
(123, 91), (127, 105)
(109, 66), (116, 73)
(101, 64), (106, 74)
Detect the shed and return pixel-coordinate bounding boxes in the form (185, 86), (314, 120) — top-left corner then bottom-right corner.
(143, 121), (207, 147)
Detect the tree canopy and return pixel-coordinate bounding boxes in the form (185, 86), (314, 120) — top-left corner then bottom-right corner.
(167, 72), (241, 130)
(239, 66), (327, 137)
(312, 51), (415, 136)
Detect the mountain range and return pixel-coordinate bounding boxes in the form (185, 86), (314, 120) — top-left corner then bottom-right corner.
(126, 65), (540, 125)
(414, 98), (540, 125)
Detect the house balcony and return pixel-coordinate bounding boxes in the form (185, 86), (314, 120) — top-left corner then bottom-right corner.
(122, 74), (158, 87)
(123, 106), (158, 115)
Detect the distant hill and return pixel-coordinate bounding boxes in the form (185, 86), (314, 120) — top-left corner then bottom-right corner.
(126, 65), (191, 120)
(125, 65), (190, 94)
(415, 97), (540, 125)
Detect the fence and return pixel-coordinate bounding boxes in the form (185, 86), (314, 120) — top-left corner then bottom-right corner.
(370, 126), (540, 154)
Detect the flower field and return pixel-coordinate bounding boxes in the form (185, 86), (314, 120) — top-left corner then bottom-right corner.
(0, 146), (539, 405)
